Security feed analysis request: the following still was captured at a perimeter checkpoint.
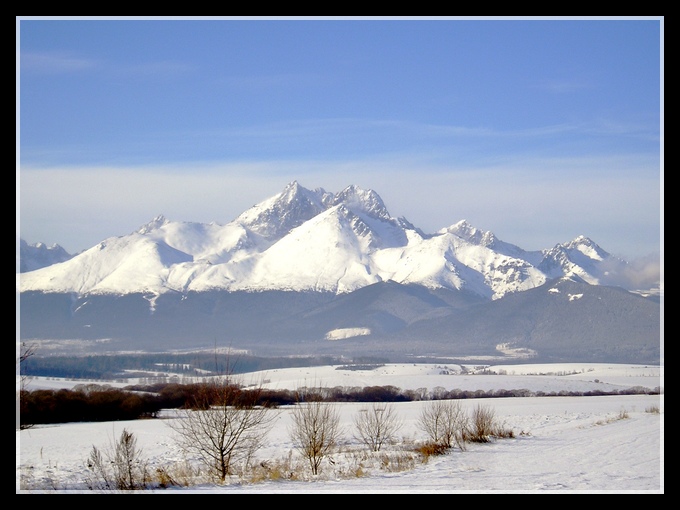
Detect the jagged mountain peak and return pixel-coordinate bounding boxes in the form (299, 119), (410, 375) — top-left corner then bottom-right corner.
(281, 180), (324, 201)
(562, 235), (609, 261)
(541, 236), (610, 268)
(444, 219), (496, 246)
(234, 181), (396, 240)
(332, 184), (392, 221)
(137, 214), (170, 235)
(536, 236), (615, 285)
(235, 181), (329, 239)
(19, 239), (74, 273)
(438, 220), (537, 265)
(21, 239), (63, 251)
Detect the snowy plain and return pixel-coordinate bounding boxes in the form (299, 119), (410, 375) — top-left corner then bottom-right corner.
(17, 362), (664, 494)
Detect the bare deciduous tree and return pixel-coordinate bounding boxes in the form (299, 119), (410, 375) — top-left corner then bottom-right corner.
(18, 342), (37, 365)
(17, 342), (38, 430)
(289, 398), (343, 475)
(418, 399), (469, 450)
(353, 403), (402, 452)
(168, 378), (277, 483)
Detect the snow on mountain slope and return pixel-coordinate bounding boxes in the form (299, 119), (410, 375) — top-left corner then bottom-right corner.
(235, 180), (331, 242)
(18, 181), (624, 299)
(137, 215), (256, 263)
(22, 234), (193, 295)
(443, 220), (544, 265)
(245, 205), (379, 292)
(537, 236), (626, 285)
(331, 184), (392, 222)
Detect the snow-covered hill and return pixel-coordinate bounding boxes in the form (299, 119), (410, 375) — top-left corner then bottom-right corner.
(18, 181), (632, 300)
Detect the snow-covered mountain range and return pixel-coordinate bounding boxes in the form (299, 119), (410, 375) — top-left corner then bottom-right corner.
(18, 239), (74, 273)
(18, 181), (661, 364)
(18, 181), (633, 300)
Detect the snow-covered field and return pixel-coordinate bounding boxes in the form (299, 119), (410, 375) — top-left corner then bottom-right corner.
(17, 362), (664, 494)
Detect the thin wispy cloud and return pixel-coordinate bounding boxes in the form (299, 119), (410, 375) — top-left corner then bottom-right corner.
(538, 78), (594, 93)
(20, 51), (98, 73)
(19, 114), (659, 176)
(585, 117), (661, 140)
(119, 60), (194, 77)
(21, 50), (192, 79)
(174, 119), (574, 148)
(193, 117), (656, 146)
(220, 72), (327, 89)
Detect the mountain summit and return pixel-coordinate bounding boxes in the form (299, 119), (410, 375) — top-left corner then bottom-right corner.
(235, 180), (330, 241)
(19, 181), (628, 299)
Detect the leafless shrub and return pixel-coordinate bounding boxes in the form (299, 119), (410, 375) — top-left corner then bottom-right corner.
(353, 403), (403, 452)
(417, 399), (469, 450)
(468, 404), (495, 442)
(84, 428), (151, 491)
(465, 404), (515, 442)
(415, 441), (450, 460)
(378, 451), (418, 472)
(246, 450), (306, 484)
(161, 459), (204, 487)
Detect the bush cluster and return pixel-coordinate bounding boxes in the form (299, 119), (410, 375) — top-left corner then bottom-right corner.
(19, 388), (162, 426)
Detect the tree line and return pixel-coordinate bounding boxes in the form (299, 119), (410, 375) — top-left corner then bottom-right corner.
(18, 380), (659, 428)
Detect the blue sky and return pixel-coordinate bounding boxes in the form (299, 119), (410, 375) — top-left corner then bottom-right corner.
(17, 17), (662, 268)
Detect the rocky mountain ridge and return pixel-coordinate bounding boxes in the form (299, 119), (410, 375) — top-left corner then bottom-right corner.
(18, 181), (634, 301)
